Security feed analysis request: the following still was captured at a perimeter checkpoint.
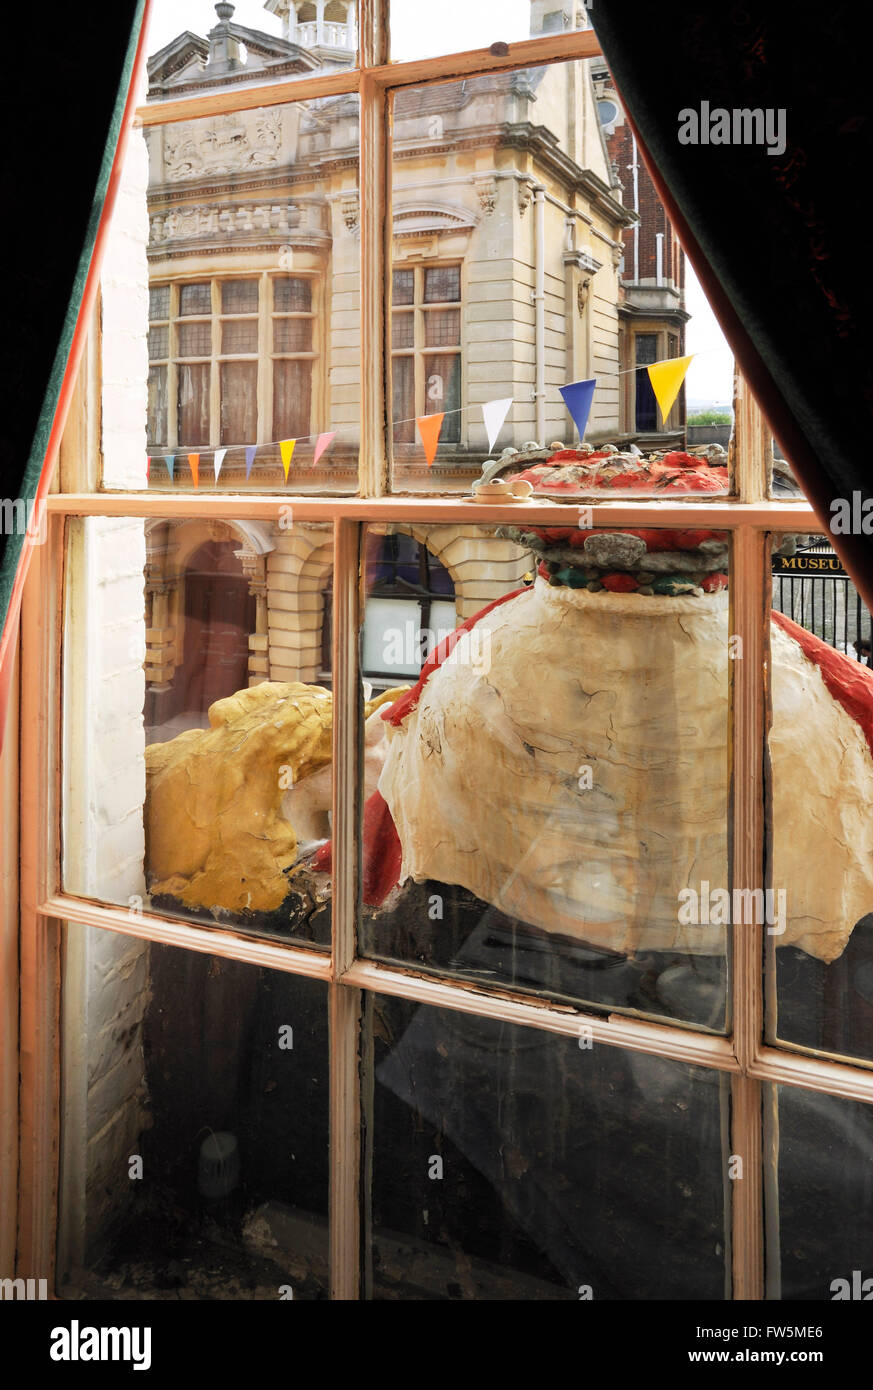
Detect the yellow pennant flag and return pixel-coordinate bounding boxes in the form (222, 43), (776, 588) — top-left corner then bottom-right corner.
(279, 438), (297, 482)
(647, 355), (694, 425)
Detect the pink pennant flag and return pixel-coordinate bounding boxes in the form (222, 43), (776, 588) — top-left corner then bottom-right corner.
(312, 431), (336, 468)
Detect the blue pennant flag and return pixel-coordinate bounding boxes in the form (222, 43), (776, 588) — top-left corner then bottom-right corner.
(558, 378), (597, 441)
(245, 445), (257, 481)
(163, 454), (175, 483)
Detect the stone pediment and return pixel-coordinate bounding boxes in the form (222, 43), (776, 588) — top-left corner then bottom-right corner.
(392, 203), (477, 240)
(147, 33), (210, 88)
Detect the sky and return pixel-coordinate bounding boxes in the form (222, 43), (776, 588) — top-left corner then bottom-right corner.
(147, 0), (733, 406)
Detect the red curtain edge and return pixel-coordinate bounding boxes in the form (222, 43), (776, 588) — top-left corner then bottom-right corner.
(0, 0), (154, 758)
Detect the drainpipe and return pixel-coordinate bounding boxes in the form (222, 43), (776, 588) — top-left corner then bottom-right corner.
(533, 185), (546, 445)
(655, 231), (664, 287)
(629, 133), (640, 283)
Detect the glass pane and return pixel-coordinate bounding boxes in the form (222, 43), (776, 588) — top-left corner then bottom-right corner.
(355, 524), (731, 1030)
(424, 308), (460, 347)
(147, 0), (359, 96)
(149, 284), (170, 320)
(222, 320), (259, 354)
(101, 92), (359, 493)
(767, 1085), (873, 1300)
(147, 365), (167, 449)
(392, 355), (415, 445)
(222, 278), (259, 314)
(177, 321), (211, 358)
(388, 65), (733, 494)
(273, 318), (313, 353)
(424, 354), (460, 442)
(273, 358), (312, 441)
(392, 269), (414, 306)
(423, 265), (460, 303)
(62, 516), (336, 948)
(57, 930), (329, 1301)
(367, 994), (729, 1299)
(392, 312), (414, 350)
(148, 324), (168, 360)
(179, 283), (211, 316)
(220, 361), (258, 445)
(177, 362), (210, 446)
(274, 276), (313, 313)
(390, 0), (588, 61)
(767, 533), (873, 1065)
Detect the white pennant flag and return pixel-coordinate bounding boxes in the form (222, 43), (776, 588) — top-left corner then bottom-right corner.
(214, 448), (227, 483)
(482, 397), (513, 454)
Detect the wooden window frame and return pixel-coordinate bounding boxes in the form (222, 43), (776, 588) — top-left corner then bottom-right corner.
(15, 2), (869, 1304)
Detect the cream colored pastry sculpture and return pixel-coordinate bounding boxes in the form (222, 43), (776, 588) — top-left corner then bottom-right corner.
(377, 577), (873, 965)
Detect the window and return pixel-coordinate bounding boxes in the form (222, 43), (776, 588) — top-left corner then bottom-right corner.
(391, 265), (462, 447)
(16, 6), (867, 1307)
(147, 275), (316, 461)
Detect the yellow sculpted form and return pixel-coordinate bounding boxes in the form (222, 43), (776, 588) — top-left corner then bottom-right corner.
(144, 681), (405, 913)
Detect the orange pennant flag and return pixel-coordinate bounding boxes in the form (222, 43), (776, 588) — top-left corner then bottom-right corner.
(188, 453), (200, 488)
(279, 438), (297, 482)
(416, 413), (445, 467)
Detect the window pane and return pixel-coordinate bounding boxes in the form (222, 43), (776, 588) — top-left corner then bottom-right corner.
(222, 279), (259, 314)
(424, 308), (460, 347)
(222, 320), (259, 355)
(146, 0), (359, 98)
(220, 361), (258, 445)
(767, 533), (873, 1066)
(392, 312), (414, 350)
(389, 0), (588, 61)
(147, 365), (167, 449)
(273, 358), (312, 441)
(177, 362), (210, 446)
(62, 516), (336, 947)
(178, 321), (211, 358)
(355, 524), (731, 1029)
(767, 1085), (873, 1300)
(424, 354), (460, 443)
(366, 994), (729, 1299)
(388, 67), (732, 494)
(179, 283), (211, 316)
(103, 93), (359, 492)
(148, 325), (168, 359)
(392, 355), (415, 445)
(149, 284), (170, 320)
(274, 277), (312, 313)
(57, 930), (329, 1301)
(423, 265), (460, 304)
(273, 318), (313, 354)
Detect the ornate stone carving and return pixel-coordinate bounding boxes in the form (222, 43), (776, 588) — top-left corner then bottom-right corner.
(518, 180), (533, 218)
(163, 110), (282, 182)
(340, 193), (359, 235)
(149, 200), (307, 248)
(474, 177), (498, 218)
(577, 275), (592, 315)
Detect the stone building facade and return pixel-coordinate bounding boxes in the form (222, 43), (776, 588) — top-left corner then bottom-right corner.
(140, 3), (685, 724)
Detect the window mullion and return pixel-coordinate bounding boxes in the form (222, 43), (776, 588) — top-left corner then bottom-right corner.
(359, 71), (388, 497)
(329, 517), (363, 1297)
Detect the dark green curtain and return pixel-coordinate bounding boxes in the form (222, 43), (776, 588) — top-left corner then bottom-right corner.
(592, 0), (873, 608)
(0, 1), (146, 632)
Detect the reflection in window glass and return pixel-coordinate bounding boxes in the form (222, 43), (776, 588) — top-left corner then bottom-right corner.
(768, 1086), (873, 1300)
(367, 995), (729, 1299)
(58, 933), (329, 1300)
(768, 535), (873, 1065)
(357, 525), (732, 1029)
(388, 64), (731, 494)
(389, 0), (588, 61)
(63, 517), (342, 948)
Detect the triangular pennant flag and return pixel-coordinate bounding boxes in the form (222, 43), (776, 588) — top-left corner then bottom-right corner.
(482, 397), (513, 454)
(245, 445), (257, 481)
(279, 438), (297, 482)
(146, 454), (151, 482)
(312, 431), (336, 468)
(164, 454), (175, 483)
(213, 448), (227, 484)
(416, 413), (445, 467)
(558, 378), (597, 440)
(647, 355), (694, 425)
(188, 453), (200, 488)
